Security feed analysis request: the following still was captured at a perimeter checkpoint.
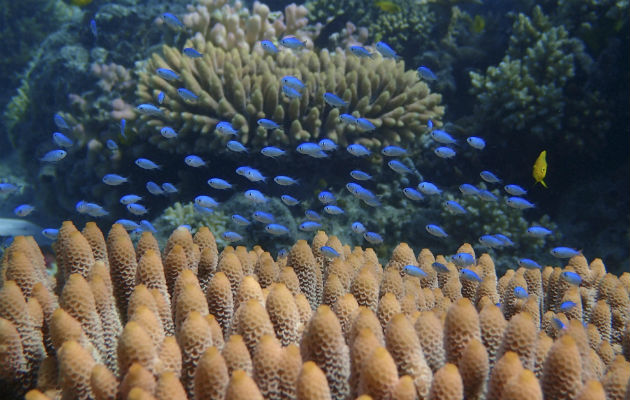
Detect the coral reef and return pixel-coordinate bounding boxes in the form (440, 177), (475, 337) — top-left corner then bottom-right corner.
(182, 0), (313, 50)
(135, 34), (443, 152)
(1, 221), (629, 399)
(469, 6), (607, 147)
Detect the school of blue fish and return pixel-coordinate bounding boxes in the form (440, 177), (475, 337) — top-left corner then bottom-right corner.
(2, 11), (582, 276)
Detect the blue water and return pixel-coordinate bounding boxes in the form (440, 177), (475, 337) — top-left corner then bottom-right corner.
(0, 0), (628, 273)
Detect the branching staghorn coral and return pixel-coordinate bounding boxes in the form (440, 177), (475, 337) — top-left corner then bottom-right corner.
(136, 33), (443, 153)
(1, 221), (629, 399)
(469, 6), (606, 143)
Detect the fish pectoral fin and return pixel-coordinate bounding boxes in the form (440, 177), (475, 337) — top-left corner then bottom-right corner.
(540, 179), (548, 188)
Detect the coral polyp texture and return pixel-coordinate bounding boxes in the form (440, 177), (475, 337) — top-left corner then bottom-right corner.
(136, 34), (443, 152)
(1, 221), (629, 399)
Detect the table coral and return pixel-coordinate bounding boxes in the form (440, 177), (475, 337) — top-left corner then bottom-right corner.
(0, 221), (628, 399)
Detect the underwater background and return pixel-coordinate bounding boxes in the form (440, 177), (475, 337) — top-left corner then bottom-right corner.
(0, 0), (628, 274)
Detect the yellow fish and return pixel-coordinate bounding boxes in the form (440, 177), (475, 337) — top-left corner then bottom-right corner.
(471, 15), (485, 34)
(532, 150), (548, 188)
(374, 0), (402, 13)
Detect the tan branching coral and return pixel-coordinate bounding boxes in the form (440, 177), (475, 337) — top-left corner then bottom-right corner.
(136, 34), (443, 153)
(0, 220), (628, 399)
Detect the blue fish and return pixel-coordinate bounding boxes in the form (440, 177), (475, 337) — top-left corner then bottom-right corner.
(216, 121), (239, 136)
(297, 142), (324, 155)
(53, 132), (73, 148)
(299, 221), (322, 231)
(54, 113), (69, 130)
(89, 19), (97, 38)
(460, 268), (481, 282)
(120, 194), (142, 205)
(281, 76), (305, 91)
(127, 203), (148, 216)
(417, 66), (437, 80)
(120, 118), (126, 138)
(156, 68), (180, 81)
(41, 228), (59, 240)
(494, 234), (514, 247)
(349, 45), (373, 58)
(431, 262), (449, 273)
(185, 155), (206, 167)
(282, 85), (302, 99)
(466, 136), (486, 150)
(161, 183), (178, 193)
(351, 221), (366, 234)
(526, 226), (552, 238)
(430, 129), (456, 144)
(347, 144), (371, 157)
(452, 252), (475, 267)
(459, 184), (479, 196)
(140, 220), (157, 233)
(207, 178), (232, 190)
(305, 210), (321, 221)
(261, 146), (286, 158)
(518, 258), (542, 270)
(418, 182), (441, 195)
(160, 126), (178, 139)
(0, 183), (19, 194)
(504, 184), (527, 196)
(356, 118), (376, 131)
(265, 224), (290, 235)
(404, 265), (428, 278)
(253, 211), (274, 224)
(146, 181), (164, 195)
(381, 145), (407, 156)
(478, 235), (504, 248)
(40, 150), (67, 162)
(318, 191), (336, 204)
(177, 88), (198, 102)
(513, 286), (528, 299)
(323, 93), (348, 107)
(426, 224), (448, 238)
(257, 119), (280, 130)
(102, 174), (128, 186)
(116, 219), (140, 231)
(195, 195), (219, 208)
(222, 231), (243, 242)
(402, 187), (424, 201)
(363, 231), (384, 244)
(106, 139), (118, 150)
(350, 170), (372, 181)
(434, 147), (456, 159)
(135, 158), (161, 170)
(136, 104), (163, 116)
(506, 197), (535, 209)
(281, 194), (299, 206)
(157, 92), (165, 104)
(320, 246), (340, 258)
(183, 47), (203, 58)
(194, 204), (214, 215)
(551, 247), (580, 259)
(324, 205), (344, 215)
(231, 214), (251, 226)
(274, 176), (299, 186)
(279, 36), (306, 49)
(261, 40), (279, 54)
(244, 189), (266, 203)
(559, 301), (577, 312)
(375, 41), (398, 58)
(14, 204), (35, 217)
(444, 200), (466, 214)
(552, 318), (566, 330)
(478, 190), (498, 202)
(339, 114), (358, 124)
(162, 12), (184, 30)
(480, 170), (501, 183)
(227, 141), (248, 153)
(318, 139), (337, 151)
